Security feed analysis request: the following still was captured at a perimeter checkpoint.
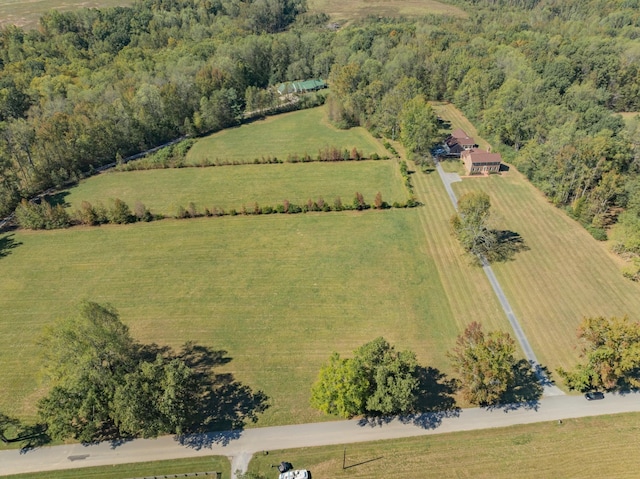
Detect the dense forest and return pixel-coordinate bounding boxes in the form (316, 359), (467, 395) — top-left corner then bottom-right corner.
(1, 0), (640, 277)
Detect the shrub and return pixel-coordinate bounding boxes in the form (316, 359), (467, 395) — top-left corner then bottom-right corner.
(75, 201), (99, 226)
(333, 196), (343, 211)
(134, 201), (153, 222)
(15, 199), (71, 230)
(108, 199), (134, 224)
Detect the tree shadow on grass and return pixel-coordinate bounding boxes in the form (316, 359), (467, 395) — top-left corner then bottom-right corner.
(0, 234), (22, 259)
(484, 229), (529, 263)
(175, 343), (269, 449)
(486, 360), (543, 412)
(357, 367), (460, 430)
(1, 414), (51, 453)
(46, 191), (71, 208)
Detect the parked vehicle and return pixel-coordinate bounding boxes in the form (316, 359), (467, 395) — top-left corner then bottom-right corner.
(585, 391), (605, 400)
(279, 470), (309, 479)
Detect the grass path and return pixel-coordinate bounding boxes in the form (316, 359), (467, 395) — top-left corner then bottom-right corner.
(430, 101), (491, 151)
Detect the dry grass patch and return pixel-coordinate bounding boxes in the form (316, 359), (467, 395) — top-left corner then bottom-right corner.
(0, 0), (131, 29)
(308, 0), (467, 23)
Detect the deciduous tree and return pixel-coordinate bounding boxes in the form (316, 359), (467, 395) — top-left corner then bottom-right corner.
(448, 322), (516, 405)
(557, 316), (640, 391)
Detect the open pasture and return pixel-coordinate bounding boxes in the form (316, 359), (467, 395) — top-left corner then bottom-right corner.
(63, 161), (406, 217)
(307, 0), (467, 23)
(186, 108), (388, 165)
(452, 170), (640, 374)
(0, 0), (130, 29)
(0, 206), (504, 426)
(248, 412), (640, 478)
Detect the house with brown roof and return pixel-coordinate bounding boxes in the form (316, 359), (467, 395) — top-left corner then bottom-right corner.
(443, 128), (476, 157)
(461, 149), (502, 175)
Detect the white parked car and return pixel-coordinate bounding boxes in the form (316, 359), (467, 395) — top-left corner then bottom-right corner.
(278, 470), (309, 479)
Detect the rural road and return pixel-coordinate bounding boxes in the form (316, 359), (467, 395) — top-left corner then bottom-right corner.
(2, 393), (640, 477)
(434, 161), (564, 396)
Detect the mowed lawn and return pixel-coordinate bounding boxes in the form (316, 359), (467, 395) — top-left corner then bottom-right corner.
(0, 209), (471, 426)
(248, 413), (640, 478)
(186, 107), (388, 165)
(0, 0), (131, 29)
(5, 457), (230, 479)
(453, 170), (640, 375)
(62, 161), (406, 217)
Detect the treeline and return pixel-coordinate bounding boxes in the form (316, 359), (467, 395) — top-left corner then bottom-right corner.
(15, 191), (419, 230)
(116, 143), (383, 171)
(0, 0), (324, 217)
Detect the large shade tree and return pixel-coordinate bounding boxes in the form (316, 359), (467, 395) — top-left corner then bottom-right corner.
(557, 316), (640, 391)
(311, 337), (419, 418)
(37, 302), (200, 441)
(448, 322), (517, 406)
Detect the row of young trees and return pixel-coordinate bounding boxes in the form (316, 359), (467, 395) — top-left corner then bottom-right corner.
(14, 191), (419, 230)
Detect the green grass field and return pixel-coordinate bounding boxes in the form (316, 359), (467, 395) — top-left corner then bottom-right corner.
(0, 207), (504, 426)
(0, 0), (130, 29)
(62, 161), (406, 217)
(186, 108), (388, 165)
(5, 456), (230, 479)
(452, 170), (640, 374)
(248, 412), (640, 478)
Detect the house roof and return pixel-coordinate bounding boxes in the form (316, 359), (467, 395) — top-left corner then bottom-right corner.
(462, 149), (502, 164)
(450, 128), (475, 145)
(277, 79), (327, 95)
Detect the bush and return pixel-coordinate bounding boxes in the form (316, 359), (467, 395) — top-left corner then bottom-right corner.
(15, 199), (71, 230)
(107, 199), (134, 224)
(586, 225), (608, 241)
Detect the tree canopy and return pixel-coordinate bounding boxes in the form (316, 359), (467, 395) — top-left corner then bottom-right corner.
(310, 337), (419, 417)
(36, 301), (271, 442)
(557, 316), (640, 392)
(450, 191), (497, 260)
(448, 322), (517, 405)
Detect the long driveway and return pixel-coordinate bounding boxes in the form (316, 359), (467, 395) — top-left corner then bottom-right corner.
(434, 162), (563, 396)
(1, 393), (640, 477)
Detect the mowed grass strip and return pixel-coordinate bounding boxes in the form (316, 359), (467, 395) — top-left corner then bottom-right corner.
(430, 101), (491, 151)
(4, 456), (229, 479)
(0, 210), (459, 425)
(409, 164), (511, 356)
(63, 161), (406, 217)
(307, 0), (467, 22)
(0, 0), (131, 29)
(248, 412), (640, 478)
(452, 170), (640, 374)
(186, 107), (388, 165)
